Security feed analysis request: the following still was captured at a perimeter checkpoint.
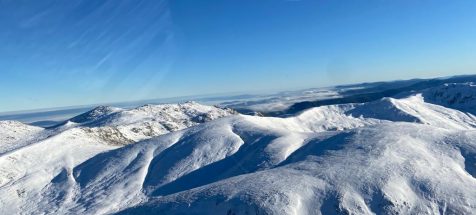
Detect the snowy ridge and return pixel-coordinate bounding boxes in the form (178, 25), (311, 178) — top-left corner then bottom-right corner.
(0, 83), (476, 214)
(56, 101), (237, 145)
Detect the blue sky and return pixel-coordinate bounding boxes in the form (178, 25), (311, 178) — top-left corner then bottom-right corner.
(1, 0), (476, 112)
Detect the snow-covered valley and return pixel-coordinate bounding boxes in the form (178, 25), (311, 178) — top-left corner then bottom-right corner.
(1, 83), (476, 214)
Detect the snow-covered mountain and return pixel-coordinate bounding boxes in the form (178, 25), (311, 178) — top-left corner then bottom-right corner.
(51, 101), (237, 145)
(0, 102), (235, 213)
(0, 83), (476, 214)
(422, 82), (476, 115)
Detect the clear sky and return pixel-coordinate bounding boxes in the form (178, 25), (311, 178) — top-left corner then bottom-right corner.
(1, 0), (476, 112)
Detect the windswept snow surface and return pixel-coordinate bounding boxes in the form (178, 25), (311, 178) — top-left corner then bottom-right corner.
(1, 84), (476, 214)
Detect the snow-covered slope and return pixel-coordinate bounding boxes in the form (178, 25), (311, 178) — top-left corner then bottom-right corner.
(0, 102), (235, 214)
(121, 123), (476, 215)
(0, 121), (44, 154)
(422, 82), (476, 114)
(1, 84), (476, 214)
